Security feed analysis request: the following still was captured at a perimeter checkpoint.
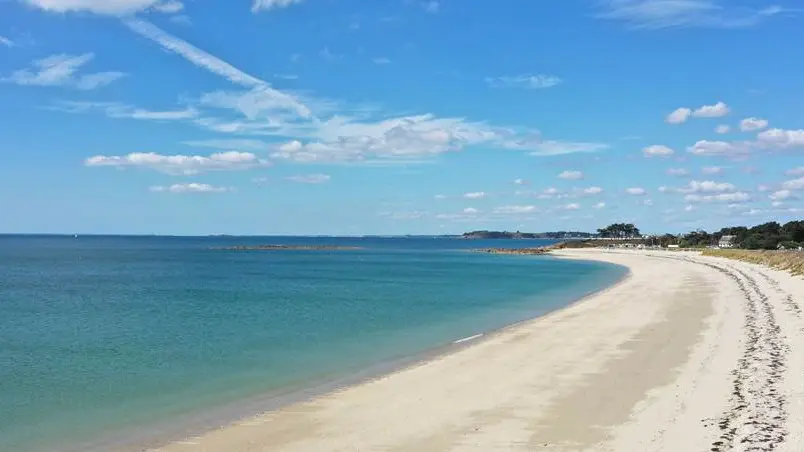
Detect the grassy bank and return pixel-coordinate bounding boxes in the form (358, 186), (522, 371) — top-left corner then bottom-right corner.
(702, 249), (804, 276)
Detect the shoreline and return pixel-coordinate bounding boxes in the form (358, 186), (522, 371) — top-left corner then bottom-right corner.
(149, 249), (804, 451)
(67, 254), (626, 452)
(145, 252), (643, 451)
(84, 249), (804, 451)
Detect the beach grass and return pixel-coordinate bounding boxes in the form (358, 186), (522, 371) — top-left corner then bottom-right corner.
(702, 249), (804, 276)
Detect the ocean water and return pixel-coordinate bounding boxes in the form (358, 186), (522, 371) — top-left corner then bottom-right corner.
(0, 236), (627, 451)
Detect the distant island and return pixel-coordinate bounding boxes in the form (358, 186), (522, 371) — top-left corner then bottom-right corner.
(462, 230), (596, 240)
(214, 245), (363, 251)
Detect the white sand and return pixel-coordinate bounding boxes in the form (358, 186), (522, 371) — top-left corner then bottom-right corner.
(152, 249), (804, 452)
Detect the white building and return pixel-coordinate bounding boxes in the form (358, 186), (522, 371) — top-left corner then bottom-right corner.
(719, 235), (736, 249)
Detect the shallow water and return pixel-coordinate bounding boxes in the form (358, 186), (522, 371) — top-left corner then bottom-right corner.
(0, 236), (626, 451)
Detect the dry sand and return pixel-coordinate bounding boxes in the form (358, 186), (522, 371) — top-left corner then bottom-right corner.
(152, 249), (804, 452)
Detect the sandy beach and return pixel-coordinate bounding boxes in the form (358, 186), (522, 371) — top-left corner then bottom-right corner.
(153, 249), (804, 452)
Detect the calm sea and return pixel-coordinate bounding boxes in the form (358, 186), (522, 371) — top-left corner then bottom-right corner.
(0, 235), (626, 451)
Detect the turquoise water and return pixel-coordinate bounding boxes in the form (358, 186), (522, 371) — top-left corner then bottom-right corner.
(0, 236), (626, 451)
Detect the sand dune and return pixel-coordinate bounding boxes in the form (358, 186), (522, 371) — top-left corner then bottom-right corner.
(152, 249), (804, 452)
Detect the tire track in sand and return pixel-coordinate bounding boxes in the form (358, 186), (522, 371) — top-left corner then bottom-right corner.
(748, 267), (802, 321)
(669, 256), (789, 451)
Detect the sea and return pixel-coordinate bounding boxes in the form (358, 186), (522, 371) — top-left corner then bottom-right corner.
(0, 235), (627, 451)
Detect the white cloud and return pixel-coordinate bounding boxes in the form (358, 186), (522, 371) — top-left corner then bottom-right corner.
(34, 23), (604, 171)
(537, 187), (563, 199)
(23, 0), (162, 14)
(434, 194), (447, 200)
(625, 187), (646, 196)
(594, 202), (606, 209)
(522, 140), (609, 156)
(756, 128), (804, 149)
(786, 167), (804, 176)
(687, 140), (749, 156)
(384, 211), (427, 220)
(485, 74), (563, 90)
(22, 0), (185, 15)
(463, 192), (487, 199)
(693, 101), (730, 118)
(272, 116), (488, 163)
(182, 139), (271, 151)
(513, 178), (527, 186)
(685, 204), (695, 212)
(252, 0), (303, 12)
(740, 117), (769, 132)
(685, 192), (750, 203)
(666, 107), (692, 124)
(122, 19), (259, 88)
(564, 203), (581, 211)
(123, 18), (312, 119)
(666, 168), (689, 177)
(372, 57), (392, 65)
(782, 177), (804, 191)
(150, 183), (231, 193)
(0, 36), (14, 47)
(643, 144), (674, 156)
(701, 166), (724, 175)
(715, 124), (731, 134)
(769, 190), (795, 201)
(197, 88), (312, 123)
(684, 180), (736, 193)
(422, 1), (440, 13)
(494, 205), (537, 214)
(2, 53), (124, 90)
(286, 173), (330, 184)
(582, 186), (604, 195)
(742, 208), (764, 216)
(111, 106), (196, 120)
(558, 170), (583, 180)
(463, 207), (480, 214)
(152, 0), (183, 13)
(598, 1), (785, 29)
(661, 180), (737, 194)
(51, 100), (198, 121)
(75, 71), (127, 90)
(194, 117), (290, 137)
(267, 114), (586, 164)
(666, 102), (729, 124)
(85, 151), (270, 175)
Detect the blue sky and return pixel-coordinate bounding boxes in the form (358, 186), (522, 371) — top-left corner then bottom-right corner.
(1, 0), (803, 235)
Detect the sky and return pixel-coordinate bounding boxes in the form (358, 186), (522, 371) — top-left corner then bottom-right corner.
(1, 0), (803, 236)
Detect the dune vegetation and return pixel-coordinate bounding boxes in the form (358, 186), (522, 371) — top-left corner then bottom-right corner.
(703, 249), (804, 276)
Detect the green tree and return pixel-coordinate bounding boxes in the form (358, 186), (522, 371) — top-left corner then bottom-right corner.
(597, 223), (641, 238)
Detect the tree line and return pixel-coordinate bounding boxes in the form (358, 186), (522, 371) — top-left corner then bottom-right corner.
(597, 221), (804, 250)
(677, 221), (804, 250)
(596, 223), (641, 238)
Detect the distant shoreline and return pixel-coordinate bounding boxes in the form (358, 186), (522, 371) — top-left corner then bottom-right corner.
(212, 245), (364, 251)
(472, 242), (569, 255)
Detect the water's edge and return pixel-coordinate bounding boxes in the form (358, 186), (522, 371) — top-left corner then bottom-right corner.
(59, 256), (629, 452)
